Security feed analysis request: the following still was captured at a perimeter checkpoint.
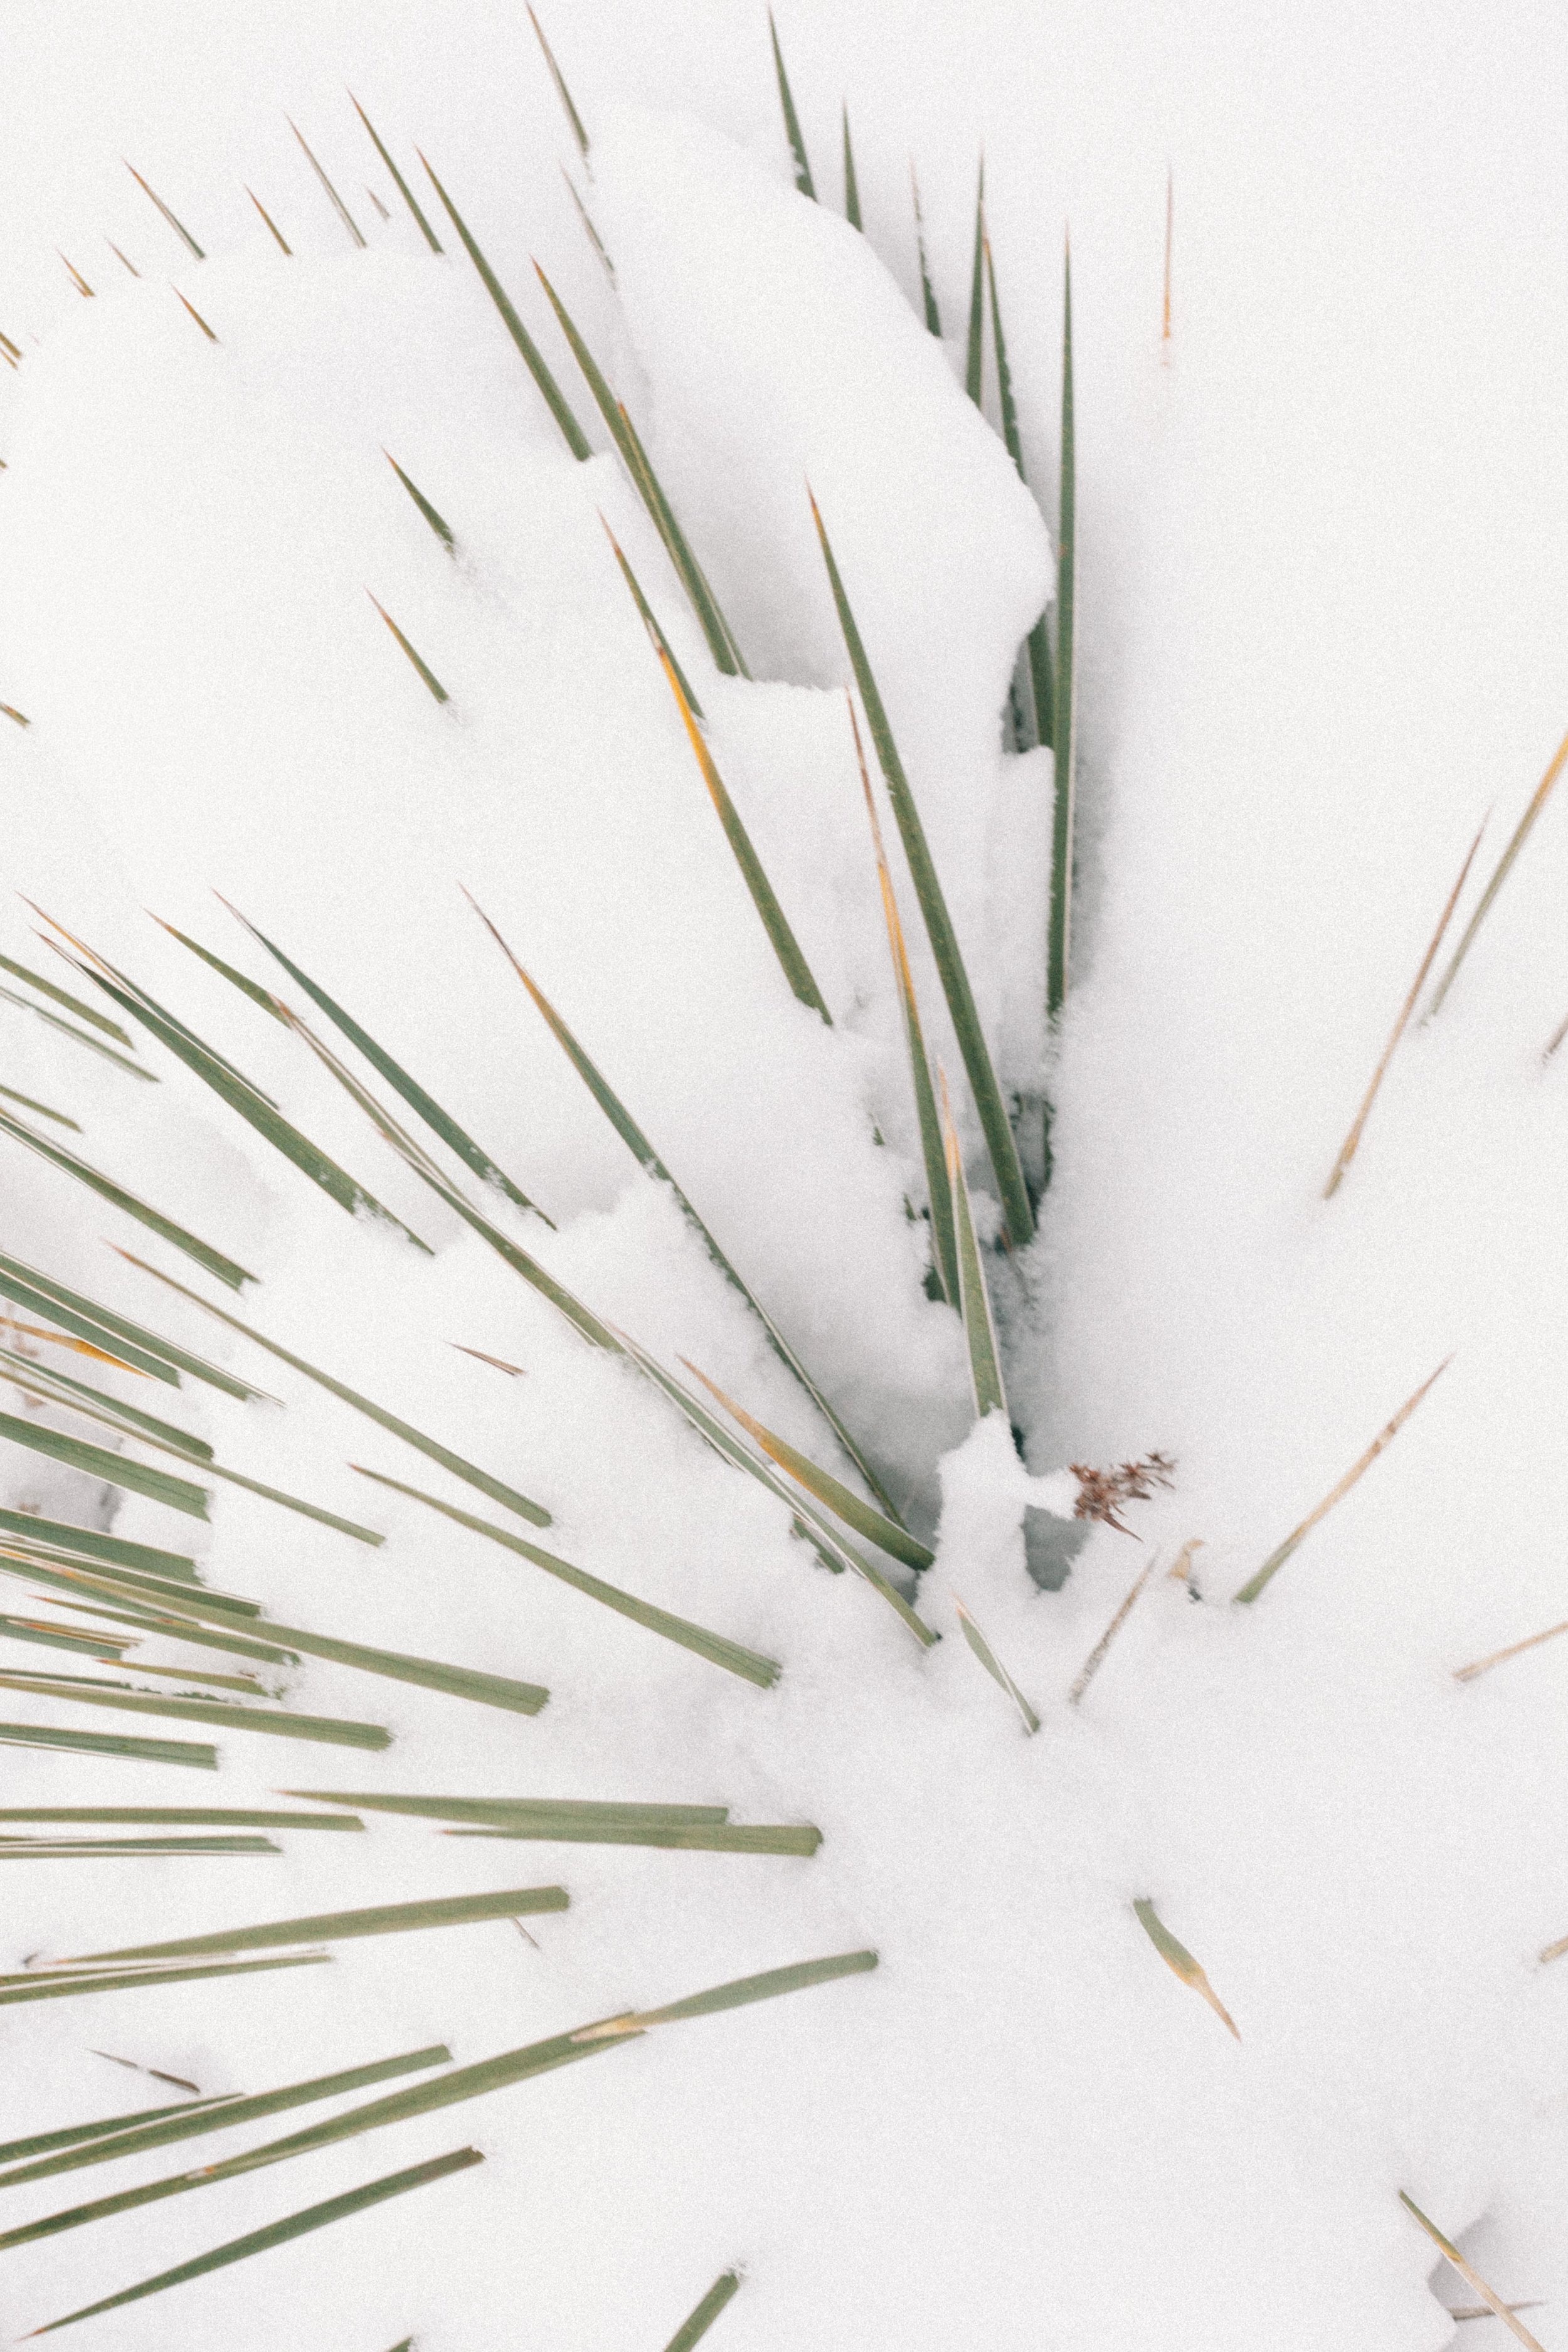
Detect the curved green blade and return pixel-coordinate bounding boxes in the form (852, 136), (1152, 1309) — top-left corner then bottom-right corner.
(0, 1106), (252, 1288)
(768, 13), (815, 198)
(664, 2272), (741, 2352)
(348, 94), (442, 252)
(1049, 243), (1076, 1016)
(811, 495), (1034, 1243)
(419, 154), (590, 459)
(939, 1069), (1008, 1422)
(25, 2145), (482, 2337)
(119, 1246), (551, 1525)
(350, 1462), (780, 1690)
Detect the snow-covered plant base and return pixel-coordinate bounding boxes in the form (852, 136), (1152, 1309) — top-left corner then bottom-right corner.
(0, 4), (1565, 2347)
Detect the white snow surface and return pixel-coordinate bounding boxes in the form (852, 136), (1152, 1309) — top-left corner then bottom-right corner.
(0, 2), (1564, 2348)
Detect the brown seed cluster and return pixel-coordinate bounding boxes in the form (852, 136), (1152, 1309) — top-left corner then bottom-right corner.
(1069, 1453), (1175, 1535)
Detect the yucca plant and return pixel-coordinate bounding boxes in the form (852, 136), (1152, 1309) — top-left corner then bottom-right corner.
(0, 13), (1532, 2350)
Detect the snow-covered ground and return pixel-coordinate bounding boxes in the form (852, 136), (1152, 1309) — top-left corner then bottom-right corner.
(0, 2), (1565, 2346)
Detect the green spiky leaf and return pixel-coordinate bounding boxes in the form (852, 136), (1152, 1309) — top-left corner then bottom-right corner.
(1049, 245), (1076, 1016)
(120, 1246), (552, 1525)
(349, 1462), (778, 1689)
(348, 95), (442, 252)
(812, 499), (1034, 1242)
(664, 2272), (742, 2352)
(419, 154), (591, 458)
(27, 2144), (483, 2336)
(768, 13), (815, 198)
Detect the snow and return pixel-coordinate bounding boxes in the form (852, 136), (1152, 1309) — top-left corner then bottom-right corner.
(0, 1), (1564, 2347)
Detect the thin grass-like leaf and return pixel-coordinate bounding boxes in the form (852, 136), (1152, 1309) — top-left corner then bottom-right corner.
(288, 1788), (817, 1853)
(467, 898), (902, 1522)
(59, 254), (95, 298)
(347, 93), (441, 252)
(1067, 1557), (1157, 1705)
(0, 2047), (446, 2193)
(149, 916), (285, 1020)
(601, 515), (703, 719)
(0, 1082), (75, 1129)
(938, 1069), (1008, 1419)
(768, 13), (815, 198)
(0, 1355), (384, 1549)
(841, 107), (862, 229)
(0, 1722), (216, 1767)
(532, 266), (746, 675)
(964, 159), (986, 403)
(73, 1887), (566, 1966)
(1397, 2194), (1547, 2351)
(0, 2095), (243, 2170)
(1454, 1619), (1568, 1685)
(0, 979), (156, 1077)
(36, 1597), (295, 1668)
(120, 1244), (552, 1524)
(646, 648), (825, 1007)
(617, 399), (750, 675)
(1049, 240), (1076, 1017)
(909, 163), (942, 337)
(1324, 816), (1486, 1195)
(953, 1594), (1039, 1731)
(1232, 1358), (1449, 1603)
(0, 702), (29, 723)
(287, 118), (364, 247)
(246, 189), (292, 254)
(0, 1558), (257, 1629)
(25, 2144), (483, 2338)
(0, 1836), (276, 1857)
(124, 164), (203, 259)
(1429, 723), (1568, 1017)
(384, 451), (455, 549)
(1133, 1898), (1239, 2039)
(107, 239), (140, 277)
(368, 593), (448, 704)
(349, 1463), (778, 1689)
(43, 921), (431, 1253)
(849, 692), (959, 1302)
(0, 1954), (327, 2013)
(664, 2272), (741, 2352)
(9, 1556), (548, 1715)
(563, 170), (615, 283)
(0, 1805), (359, 1830)
(0, 1671), (391, 1749)
(607, 1327), (936, 1645)
(83, 1659), (264, 1694)
(0, 1338), (214, 1455)
(0, 1514), (195, 1579)
(419, 154), (591, 458)
(0, 951), (130, 1041)
(173, 288), (218, 344)
(598, 1947), (877, 2034)
(1, 1949), (871, 2255)
(0, 1251), (263, 1397)
(813, 494), (1035, 1242)
(682, 1359), (930, 1569)
(0, 1412), (209, 1517)
(211, 901), (547, 1218)
(0, 1320), (135, 1368)
(983, 235), (1054, 750)
(0, 1614), (135, 1661)
(288, 1789), (725, 1828)
(527, 6), (590, 158)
